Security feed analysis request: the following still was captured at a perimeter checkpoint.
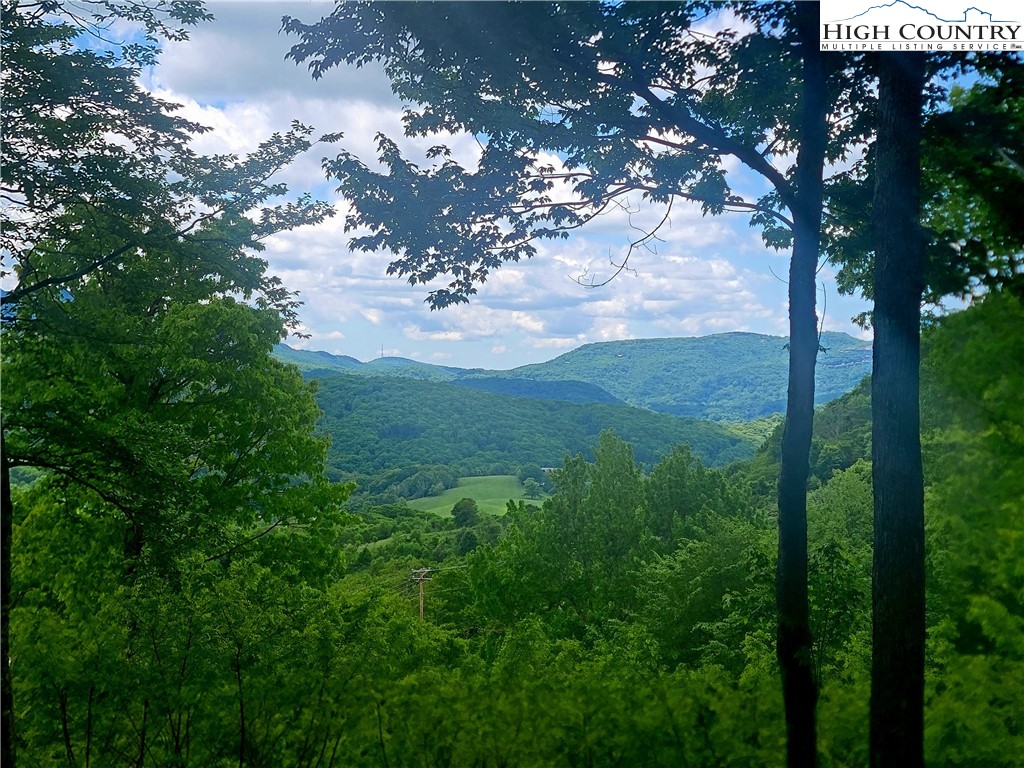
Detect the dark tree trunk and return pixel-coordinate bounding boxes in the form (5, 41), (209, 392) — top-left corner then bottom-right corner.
(870, 52), (927, 768)
(2, 429), (15, 768)
(776, 5), (827, 767)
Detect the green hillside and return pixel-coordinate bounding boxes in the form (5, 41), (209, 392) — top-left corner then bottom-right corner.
(405, 475), (543, 516)
(451, 376), (623, 404)
(279, 331), (871, 422)
(314, 374), (756, 480)
(498, 331), (871, 421)
(363, 356), (469, 380)
(274, 343), (363, 372)
(276, 345), (470, 381)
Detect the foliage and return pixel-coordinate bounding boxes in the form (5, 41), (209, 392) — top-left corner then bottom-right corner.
(806, 462), (872, 683)
(451, 498), (481, 528)
(2, 239), (349, 568)
(6, 0), (1021, 762)
(314, 372), (757, 483)
(12, 482), (410, 767)
(921, 73), (1024, 302)
(2, 4), (348, 766)
(729, 378), (872, 499)
(10, 294), (1022, 765)
(281, 3), (871, 307)
(453, 376), (624, 405)
(517, 463), (552, 490)
(921, 291), (1024, 765)
(1, 5), (338, 328)
(832, 64), (1024, 311)
(645, 443), (748, 544)
(523, 478), (544, 499)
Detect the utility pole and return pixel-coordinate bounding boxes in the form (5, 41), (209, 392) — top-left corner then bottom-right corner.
(411, 568), (433, 620)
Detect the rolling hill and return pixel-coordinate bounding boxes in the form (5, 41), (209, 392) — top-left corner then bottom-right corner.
(314, 374), (757, 480)
(278, 330), (871, 422)
(496, 331), (871, 421)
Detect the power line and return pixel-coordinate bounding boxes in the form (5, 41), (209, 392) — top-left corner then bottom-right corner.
(410, 567), (433, 620)
(407, 565), (471, 618)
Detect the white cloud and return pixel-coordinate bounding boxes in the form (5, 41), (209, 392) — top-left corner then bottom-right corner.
(155, 3), (394, 105)
(530, 337), (579, 350)
(403, 325), (465, 342)
(135, 1), (872, 368)
(593, 319), (634, 341)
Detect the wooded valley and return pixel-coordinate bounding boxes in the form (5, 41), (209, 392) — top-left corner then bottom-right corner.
(5, 294), (1021, 766)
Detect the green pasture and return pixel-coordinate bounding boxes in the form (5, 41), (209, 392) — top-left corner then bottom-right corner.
(406, 475), (546, 516)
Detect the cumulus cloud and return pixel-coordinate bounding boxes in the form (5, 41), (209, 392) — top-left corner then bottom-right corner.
(139, 1), (870, 368)
(403, 326), (465, 342)
(155, 3), (393, 105)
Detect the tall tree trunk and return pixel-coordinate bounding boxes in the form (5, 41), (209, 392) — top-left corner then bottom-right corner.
(870, 51), (927, 768)
(2, 429), (16, 768)
(776, 5), (827, 767)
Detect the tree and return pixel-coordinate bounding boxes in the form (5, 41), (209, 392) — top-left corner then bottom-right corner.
(644, 444), (745, 545)
(3, 255), (348, 558)
(1, 3), (343, 762)
(522, 478), (543, 500)
(827, 54), (1023, 767)
(834, 63), (1024, 311)
(517, 464), (549, 491)
(284, 4), (868, 760)
(8, 473), (357, 766)
(451, 498), (481, 528)
(869, 52), (928, 768)
(1, 2), (335, 323)
(1, 213), (352, 765)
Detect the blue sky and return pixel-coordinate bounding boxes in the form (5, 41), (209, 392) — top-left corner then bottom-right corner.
(144, 1), (874, 369)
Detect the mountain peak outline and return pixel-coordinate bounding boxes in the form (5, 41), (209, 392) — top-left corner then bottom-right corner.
(833, 0), (1016, 24)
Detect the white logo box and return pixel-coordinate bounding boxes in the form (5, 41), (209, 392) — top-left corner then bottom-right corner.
(818, 0), (1023, 51)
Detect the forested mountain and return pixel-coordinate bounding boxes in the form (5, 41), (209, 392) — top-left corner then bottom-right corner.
(278, 330), (871, 421)
(315, 373), (756, 482)
(450, 376), (624, 405)
(276, 344), (474, 381)
(498, 331), (871, 420)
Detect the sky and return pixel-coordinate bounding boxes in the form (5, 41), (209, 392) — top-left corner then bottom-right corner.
(143, 1), (874, 369)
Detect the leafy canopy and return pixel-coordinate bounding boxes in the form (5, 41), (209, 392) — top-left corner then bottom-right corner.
(2, 0), (350, 568)
(1, 2), (341, 327)
(283, 1), (871, 308)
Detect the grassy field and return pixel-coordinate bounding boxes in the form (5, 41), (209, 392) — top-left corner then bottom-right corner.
(406, 475), (546, 516)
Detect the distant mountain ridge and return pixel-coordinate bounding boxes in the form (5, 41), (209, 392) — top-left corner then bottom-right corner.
(276, 330), (871, 422)
(496, 331), (872, 421)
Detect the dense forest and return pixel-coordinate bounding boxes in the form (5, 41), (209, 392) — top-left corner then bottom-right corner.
(278, 330), (872, 421)
(5, 292), (1022, 766)
(313, 372), (757, 483)
(2, 1), (1022, 767)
